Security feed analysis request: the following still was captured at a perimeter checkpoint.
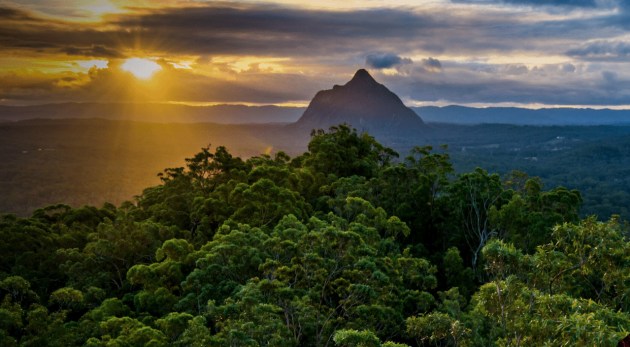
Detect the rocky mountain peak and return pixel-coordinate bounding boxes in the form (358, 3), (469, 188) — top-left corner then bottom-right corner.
(293, 69), (425, 136)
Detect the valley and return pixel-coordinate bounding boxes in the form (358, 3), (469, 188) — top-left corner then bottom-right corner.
(4, 69), (629, 219)
(2, 118), (630, 220)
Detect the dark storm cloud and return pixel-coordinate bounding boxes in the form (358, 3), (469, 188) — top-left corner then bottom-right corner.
(0, 6), (122, 57)
(106, 5), (444, 57)
(0, 2), (618, 59)
(104, 4), (618, 58)
(365, 53), (412, 69)
(0, 4), (441, 58)
(0, 6), (42, 21)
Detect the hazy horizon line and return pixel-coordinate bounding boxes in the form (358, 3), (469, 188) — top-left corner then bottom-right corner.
(3, 100), (630, 111)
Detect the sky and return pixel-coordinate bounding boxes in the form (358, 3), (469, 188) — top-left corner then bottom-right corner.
(2, 0), (630, 108)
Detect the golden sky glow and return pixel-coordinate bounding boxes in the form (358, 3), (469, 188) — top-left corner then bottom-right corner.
(121, 58), (162, 79)
(1, 0), (630, 107)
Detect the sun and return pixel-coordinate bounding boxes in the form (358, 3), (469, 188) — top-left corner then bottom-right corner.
(121, 58), (162, 80)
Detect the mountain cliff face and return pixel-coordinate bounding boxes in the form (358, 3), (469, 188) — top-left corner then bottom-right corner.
(294, 69), (425, 135)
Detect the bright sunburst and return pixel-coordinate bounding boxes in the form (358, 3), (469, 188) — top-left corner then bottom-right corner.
(121, 58), (162, 80)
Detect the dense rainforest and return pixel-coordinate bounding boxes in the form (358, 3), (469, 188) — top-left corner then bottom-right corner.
(4, 119), (630, 221)
(1, 124), (628, 346)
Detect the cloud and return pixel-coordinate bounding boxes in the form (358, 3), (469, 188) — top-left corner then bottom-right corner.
(389, 59), (630, 106)
(566, 40), (630, 61)
(3, 1), (630, 106)
(421, 58), (442, 72)
(405, 77), (630, 105)
(0, 4), (444, 59)
(602, 70), (617, 82)
(0, 6), (121, 57)
(0, 61), (325, 105)
(365, 53), (412, 69)
(502, 0), (597, 7)
(0, 6), (36, 20)
(562, 63), (576, 73)
(0, 2), (613, 61)
(105, 5), (445, 57)
(93, 4), (605, 58)
(61, 45), (124, 58)
(452, 0), (598, 7)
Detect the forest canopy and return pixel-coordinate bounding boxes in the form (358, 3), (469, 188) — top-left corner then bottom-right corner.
(0, 124), (627, 346)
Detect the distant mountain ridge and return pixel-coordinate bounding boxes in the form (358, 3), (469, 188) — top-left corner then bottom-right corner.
(5, 99), (630, 127)
(415, 105), (630, 125)
(293, 69), (426, 135)
(0, 103), (304, 124)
